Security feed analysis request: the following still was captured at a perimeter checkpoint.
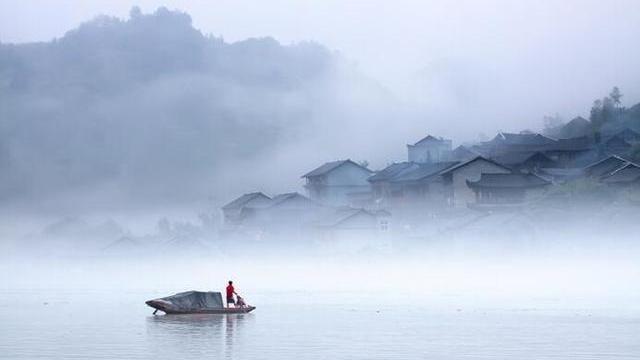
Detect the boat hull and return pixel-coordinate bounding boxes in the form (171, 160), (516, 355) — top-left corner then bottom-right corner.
(145, 299), (255, 314)
(160, 306), (256, 315)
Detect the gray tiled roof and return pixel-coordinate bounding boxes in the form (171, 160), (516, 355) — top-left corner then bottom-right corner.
(391, 162), (459, 182)
(271, 192), (309, 205)
(302, 159), (371, 178)
(489, 132), (557, 146)
(467, 173), (550, 188)
(583, 155), (630, 177)
(605, 135), (631, 148)
(547, 136), (594, 151)
(601, 163), (640, 183)
(450, 145), (480, 160)
(413, 135), (447, 146)
(368, 162), (418, 182)
(557, 117), (592, 138)
(492, 151), (553, 166)
(315, 207), (375, 228)
(439, 156), (511, 175)
(613, 128), (640, 140)
(221, 192), (271, 210)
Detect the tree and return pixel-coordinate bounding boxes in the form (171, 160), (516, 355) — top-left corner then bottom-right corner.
(129, 6), (142, 19)
(610, 86), (623, 107)
(590, 97), (616, 130)
(602, 96), (615, 124)
(590, 99), (604, 129)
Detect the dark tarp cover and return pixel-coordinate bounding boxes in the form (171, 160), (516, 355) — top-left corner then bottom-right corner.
(157, 291), (224, 311)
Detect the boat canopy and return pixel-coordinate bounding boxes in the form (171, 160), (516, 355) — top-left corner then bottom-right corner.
(154, 291), (224, 311)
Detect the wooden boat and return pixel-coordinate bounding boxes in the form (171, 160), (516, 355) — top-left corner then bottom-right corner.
(146, 291), (256, 315)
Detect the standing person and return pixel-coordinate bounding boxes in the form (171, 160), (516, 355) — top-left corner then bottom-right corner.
(226, 281), (237, 308)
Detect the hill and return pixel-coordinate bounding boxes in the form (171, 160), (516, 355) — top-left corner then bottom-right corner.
(0, 7), (394, 210)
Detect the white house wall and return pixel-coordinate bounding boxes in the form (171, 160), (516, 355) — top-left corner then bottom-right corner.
(407, 141), (452, 163)
(311, 163), (372, 206)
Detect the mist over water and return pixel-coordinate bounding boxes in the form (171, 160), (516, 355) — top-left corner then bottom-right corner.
(3, 239), (640, 359)
(2, 200), (640, 358)
(3, 206), (640, 306)
(2, 4), (640, 360)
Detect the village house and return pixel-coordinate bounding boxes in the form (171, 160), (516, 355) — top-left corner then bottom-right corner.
(220, 126), (640, 238)
(604, 135), (632, 156)
(368, 156), (513, 211)
(302, 159), (373, 206)
(556, 116), (592, 138)
(220, 188), (394, 240)
(407, 135), (452, 163)
(583, 155), (631, 179)
(535, 167), (585, 183)
(312, 207), (392, 252)
(437, 156), (512, 208)
(221, 192), (272, 225)
(450, 145), (479, 161)
(466, 173), (551, 209)
(581, 154), (640, 186)
(479, 132), (556, 156)
(609, 128), (640, 145)
(368, 161), (459, 213)
(314, 207), (389, 239)
(223, 192), (327, 238)
(492, 151), (556, 172)
(601, 162), (640, 187)
(542, 136), (598, 167)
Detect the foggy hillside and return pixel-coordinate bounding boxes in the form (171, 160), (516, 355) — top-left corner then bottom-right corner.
(0, 7), (403, 212)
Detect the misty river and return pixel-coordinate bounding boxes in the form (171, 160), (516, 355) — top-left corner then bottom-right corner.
(2, 288), (639, 359)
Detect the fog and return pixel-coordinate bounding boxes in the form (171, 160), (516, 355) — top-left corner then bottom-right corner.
(0, 7), (407, 211)
(2, 1), (640, 135)
(3, 200), (639, 302)
(0, 4), (638, 282)
(3, 4), (640, 359)
(2, 4), (640, 211)
(1, 3), (639, 271)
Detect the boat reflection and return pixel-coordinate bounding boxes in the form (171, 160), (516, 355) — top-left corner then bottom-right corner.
(146, 313), (253, 356)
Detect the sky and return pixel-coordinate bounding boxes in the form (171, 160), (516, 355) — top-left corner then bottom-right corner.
(1, 0), (640, 136)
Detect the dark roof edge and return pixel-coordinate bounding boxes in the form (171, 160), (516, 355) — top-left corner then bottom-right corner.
(301, 159), (372, 178)
(439, 156), (512, 175)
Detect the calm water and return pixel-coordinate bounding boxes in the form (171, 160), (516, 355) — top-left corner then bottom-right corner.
(2, 289), (639, 359)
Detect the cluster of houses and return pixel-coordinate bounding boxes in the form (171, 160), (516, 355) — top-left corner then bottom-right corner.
(221, 119), (640, 241)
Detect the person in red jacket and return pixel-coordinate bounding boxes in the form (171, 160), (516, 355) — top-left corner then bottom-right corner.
(226, 281), (237, 308)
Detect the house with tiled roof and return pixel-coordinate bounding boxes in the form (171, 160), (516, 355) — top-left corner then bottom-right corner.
(601, 163), (640, 186)
(237, 192), (324, 234)
(407, 134), (452, 163)
(466, 173), (551, 209)
(558, 116), (592, 138)
(312, 207), (392, 250)
(368, 161), (459, 212)
(221, 192), (272, 225)
(543, 136), (598, 167)
(480, 132), (557, 156)
(368, 156), (515, 211)
(610, 128), (640, 144)
(604, 135), (632, 156)
(491, 151), (556, 172)
(450, 145), (480, 161)
(583, 155), (631, 178)
(438, 156), (512, 208)
(302, 159), (373, 206)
